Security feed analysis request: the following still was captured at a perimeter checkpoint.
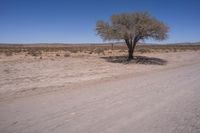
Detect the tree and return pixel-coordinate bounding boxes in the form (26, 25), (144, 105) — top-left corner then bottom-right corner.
(96, 12), (169, 60)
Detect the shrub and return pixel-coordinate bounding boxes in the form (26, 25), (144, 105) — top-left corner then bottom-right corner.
(137, 49), (150, 53)
(94, 48), (104, 54)
(27, 50), (42, 56)
(5, 51), (13, 56)
(64, 52), (71, 57)
(56, 53), (60, 56)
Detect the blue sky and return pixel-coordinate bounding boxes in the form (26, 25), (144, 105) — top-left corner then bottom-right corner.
(0, 0), (200, 44)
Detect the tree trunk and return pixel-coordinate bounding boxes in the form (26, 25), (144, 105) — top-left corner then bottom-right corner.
(125, 38), (138, 60)
(132, 41), (137, 58)
(128, 48), (134, 60)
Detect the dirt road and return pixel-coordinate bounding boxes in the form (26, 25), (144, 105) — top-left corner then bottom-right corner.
(0, 52), (200, 133)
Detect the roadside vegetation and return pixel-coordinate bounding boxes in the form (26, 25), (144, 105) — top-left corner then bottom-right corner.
(0, 44), (200, 57)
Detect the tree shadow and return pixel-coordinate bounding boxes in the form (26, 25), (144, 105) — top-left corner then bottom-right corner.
(101, 56), (167, 65)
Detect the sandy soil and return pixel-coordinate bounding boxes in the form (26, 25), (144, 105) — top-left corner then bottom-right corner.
(0, 51), (200, 133)
(0, 51), (200, 100)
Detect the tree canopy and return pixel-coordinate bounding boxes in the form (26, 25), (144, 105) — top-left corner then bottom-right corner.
(96, 12), (169, 59)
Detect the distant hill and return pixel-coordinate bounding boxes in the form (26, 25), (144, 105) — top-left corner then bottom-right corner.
(0, 42), (200, 46)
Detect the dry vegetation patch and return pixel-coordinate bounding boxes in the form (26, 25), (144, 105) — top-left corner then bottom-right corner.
(1, 44), (200, 58)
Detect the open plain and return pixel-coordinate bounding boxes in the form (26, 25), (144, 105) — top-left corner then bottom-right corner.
(0, 44), (200, 133)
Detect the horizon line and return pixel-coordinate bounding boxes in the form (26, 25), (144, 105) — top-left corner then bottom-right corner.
(0, 41), (200, 45)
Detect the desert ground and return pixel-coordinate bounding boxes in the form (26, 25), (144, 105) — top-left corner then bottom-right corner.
(0, 44), (200, 133)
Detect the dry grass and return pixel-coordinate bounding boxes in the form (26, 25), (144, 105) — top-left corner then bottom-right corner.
(0, 43), (200, 57)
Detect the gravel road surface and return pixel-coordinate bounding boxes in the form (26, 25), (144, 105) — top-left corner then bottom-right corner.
(0, 55), (200, 133)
